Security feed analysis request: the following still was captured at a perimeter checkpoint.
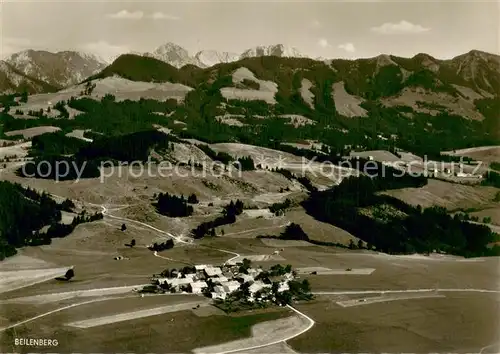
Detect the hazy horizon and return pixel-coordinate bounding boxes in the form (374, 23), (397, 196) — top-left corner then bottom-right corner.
(1, 1), (498, 62)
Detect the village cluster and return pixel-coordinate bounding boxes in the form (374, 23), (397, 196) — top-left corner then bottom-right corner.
(146, 260), (309, 307)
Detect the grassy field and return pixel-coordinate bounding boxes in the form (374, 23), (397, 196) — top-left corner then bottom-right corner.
(382, 179), (499, 210)
(1, 306), (289, 353)
(470, 206), (500, 225)
(283, 208), (358, 244)
(289, 292), (499, 353)
(442, 146), (500, 164)
(0, 147), (499, 353)
(292, 252), (499, 292)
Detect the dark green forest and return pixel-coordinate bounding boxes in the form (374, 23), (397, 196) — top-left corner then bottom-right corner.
(18, 130), (179, 181)
(302, 172), (500, 257)
(0, 181), (102, 260)
(154, 193), (194, 217)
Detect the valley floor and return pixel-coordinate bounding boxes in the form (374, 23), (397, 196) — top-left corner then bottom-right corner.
(0, 158), (499, 353)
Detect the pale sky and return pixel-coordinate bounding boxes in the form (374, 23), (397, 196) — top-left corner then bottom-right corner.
(1, 0), (499, 62)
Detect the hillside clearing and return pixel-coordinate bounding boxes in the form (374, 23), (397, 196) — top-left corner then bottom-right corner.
(381, 87), (484, 121)
(5, 126), (61, 138)
(8, 76), (193, 116)
(332, 82), (368, 118)
(382, 179), (498, 210)
(220, 67), (278, 104)
(65, 129), (93, 142)
(300, 79), (314, 109)
(442, 146), (500, 163)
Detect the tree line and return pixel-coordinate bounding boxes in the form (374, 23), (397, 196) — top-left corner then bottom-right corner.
(302, 173), (500, 257)
(153, 193), (197, 217)
(191, 199), (244, 239)
(18, 130), (181, 181)
(0, 181), (100, 260)
(148, 239), (174, 252)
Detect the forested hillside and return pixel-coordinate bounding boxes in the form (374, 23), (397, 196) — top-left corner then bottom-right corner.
(83, 52), (500, 156)
(18, 130), (180, 180)
(302, 168), (500, 257)
(2, 50), (499, 159)
(0, 181), (104, 259)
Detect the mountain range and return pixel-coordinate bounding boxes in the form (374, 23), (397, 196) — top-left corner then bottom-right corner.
(1, 50), (107, 93)
(0, 41), (499, 104)
(0, 43), (306, 93)
(2, 45), (499, 160)
(141, 43), (302, 68)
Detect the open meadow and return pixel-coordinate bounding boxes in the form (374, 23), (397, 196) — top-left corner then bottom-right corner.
(0, 146), (499, 353)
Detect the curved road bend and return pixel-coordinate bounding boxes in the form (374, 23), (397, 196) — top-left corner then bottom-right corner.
(212, 305), (315, 354)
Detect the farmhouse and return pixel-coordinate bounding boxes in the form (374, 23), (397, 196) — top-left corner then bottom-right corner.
(168, 278), (191, 288)
(146, 261), (304, 307)
(189, 281), (208, 294)
(249, 281), (270, 294)
(204, 266), (223, 277)
(221, 280), (240, 293)
(214, 275), (228, 283)
(212, 285), (227, 300)
(239, 274), (254, 283)
(278, 282), (290, 292)
(247, 268), (262, 277)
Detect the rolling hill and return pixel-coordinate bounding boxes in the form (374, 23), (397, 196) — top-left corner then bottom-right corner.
(5, 50), (107, 89)
(3, 49), (499, 157)
(0, 60), (59, 94)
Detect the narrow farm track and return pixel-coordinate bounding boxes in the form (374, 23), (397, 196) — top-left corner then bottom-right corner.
(312, 289), (500, 295)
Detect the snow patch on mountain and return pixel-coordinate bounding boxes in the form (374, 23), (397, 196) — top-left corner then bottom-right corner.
(6, 50), (107, 88)
(144, 43), (201, 68)
(194, 50), (239, 67)
(240, 44), (304, 59)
